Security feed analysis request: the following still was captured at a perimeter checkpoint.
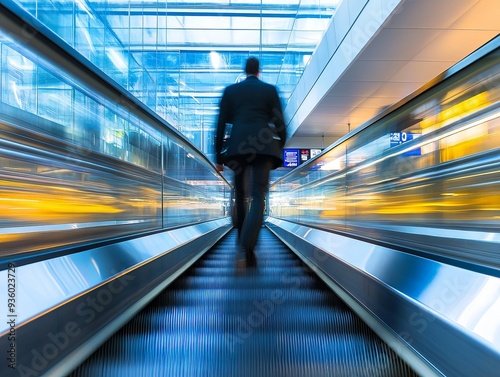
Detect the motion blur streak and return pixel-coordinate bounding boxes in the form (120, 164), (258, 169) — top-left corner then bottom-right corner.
(0, 24), (230, 261)
(269, 38), (500, 271)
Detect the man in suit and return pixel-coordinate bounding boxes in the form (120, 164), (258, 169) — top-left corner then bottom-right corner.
(215, 56), (286, 263)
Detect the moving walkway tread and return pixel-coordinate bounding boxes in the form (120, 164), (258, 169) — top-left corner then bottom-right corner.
(68, 228), (419, 377)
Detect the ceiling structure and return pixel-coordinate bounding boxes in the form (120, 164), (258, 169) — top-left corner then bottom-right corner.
(17, 0), (341, 154)
(12, 0), (500, 154)
(285, 0), (500, 148)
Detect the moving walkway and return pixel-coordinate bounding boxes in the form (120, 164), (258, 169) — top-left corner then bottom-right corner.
(68, 228), (419, 377)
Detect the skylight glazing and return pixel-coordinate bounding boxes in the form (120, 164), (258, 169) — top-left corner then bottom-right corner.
(14, 0), (340, 154)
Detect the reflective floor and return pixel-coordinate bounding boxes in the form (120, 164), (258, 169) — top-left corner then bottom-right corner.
(68, 228), (418, 377)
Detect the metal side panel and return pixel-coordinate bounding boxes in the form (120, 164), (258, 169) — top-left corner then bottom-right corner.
(265, 217), (500, 377)
(0, 218), (232, 377)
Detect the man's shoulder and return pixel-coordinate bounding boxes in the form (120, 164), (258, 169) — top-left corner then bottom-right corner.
(261, 81), (277, 91)
(224, 81), (244, 93)
(224, 82), (238, 91)
(225, 77), (277, 95)
(243, 77), (277, 91)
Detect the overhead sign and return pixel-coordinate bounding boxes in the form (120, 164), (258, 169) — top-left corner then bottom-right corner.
(300, 149), (310, 163)
(283, 149), (299, 167)
(390, 132), (421, 156)
(283, 148), (323, 168)
(310, 149), (322, 158)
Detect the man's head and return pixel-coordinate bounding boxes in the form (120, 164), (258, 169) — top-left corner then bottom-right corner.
(245, 56), (260, 76)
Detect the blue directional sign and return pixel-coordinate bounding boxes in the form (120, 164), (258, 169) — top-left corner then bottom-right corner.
(390, 132), (421, 156)
(283, 149), (299, 167)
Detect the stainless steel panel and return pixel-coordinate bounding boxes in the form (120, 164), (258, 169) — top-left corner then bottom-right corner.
(0, 218), (231, 332)
(0, 219), (231, 377)
(266, 217), (500, 377)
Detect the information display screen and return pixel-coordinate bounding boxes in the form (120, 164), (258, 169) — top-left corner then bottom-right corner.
(300, 149), (310, 163)
(283, 148), (323, 168)
(283, 149), (299, 167)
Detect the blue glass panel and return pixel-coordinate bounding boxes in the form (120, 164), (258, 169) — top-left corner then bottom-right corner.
(13, 0), (339, 153)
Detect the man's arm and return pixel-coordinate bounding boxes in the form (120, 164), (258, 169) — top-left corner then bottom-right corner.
(271, 86), (286, 148)
(215, 88), (231, 164)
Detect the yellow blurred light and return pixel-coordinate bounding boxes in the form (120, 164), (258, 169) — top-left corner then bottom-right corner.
(440, 92), (489, 123)
(0, 234), (24, 243)
(420, 92), (489, 130)
(0, 198), (39, 202)
(320, 158), (342, 171)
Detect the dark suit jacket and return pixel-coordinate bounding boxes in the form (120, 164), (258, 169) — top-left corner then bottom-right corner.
(215, 75), (286, 169)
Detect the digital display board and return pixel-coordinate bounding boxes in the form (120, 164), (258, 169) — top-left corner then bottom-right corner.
(283, 149), (299, 167)
(283, 148), (323, 168)
(300, 149), (310, 162)
(310, 149), (322, 158)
